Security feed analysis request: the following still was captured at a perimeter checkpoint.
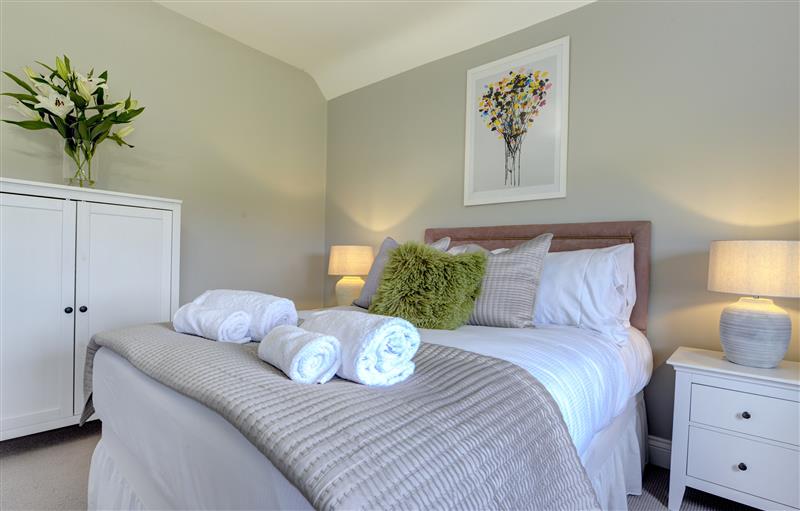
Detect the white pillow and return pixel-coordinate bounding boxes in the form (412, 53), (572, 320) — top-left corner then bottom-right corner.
(533, 244), (636, 344)
(447, 244), (509, 255)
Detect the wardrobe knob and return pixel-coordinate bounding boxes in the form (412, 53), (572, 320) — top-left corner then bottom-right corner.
(79, 306), (88, 313)
(741, 411), (751, 419)
(64, 307), (73, 314)
(738, 463), (747, 471)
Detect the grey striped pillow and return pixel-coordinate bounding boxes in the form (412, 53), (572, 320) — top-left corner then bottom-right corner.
(468, 233), (553, 328)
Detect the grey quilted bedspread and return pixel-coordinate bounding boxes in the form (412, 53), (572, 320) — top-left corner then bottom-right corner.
(81, 323), (599, 511)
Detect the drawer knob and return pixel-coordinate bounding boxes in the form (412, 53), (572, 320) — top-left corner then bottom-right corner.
(738, 462), (748, 471)
(79, 305), (88, 313)
(64, 307), (73, 314)
(741, 411), (751, 419)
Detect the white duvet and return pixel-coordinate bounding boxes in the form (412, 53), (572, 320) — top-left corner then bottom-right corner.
(421, 323), (652, 453)
(301, 306), (652, 454)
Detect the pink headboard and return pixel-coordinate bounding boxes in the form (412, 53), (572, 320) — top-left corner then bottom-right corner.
(425, 221), (652, 332)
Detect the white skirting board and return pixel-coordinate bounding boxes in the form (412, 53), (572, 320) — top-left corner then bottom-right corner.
(648, 435), (672, 469)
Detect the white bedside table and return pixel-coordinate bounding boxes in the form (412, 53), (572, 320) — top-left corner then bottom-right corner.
(667, 347), (800, 510)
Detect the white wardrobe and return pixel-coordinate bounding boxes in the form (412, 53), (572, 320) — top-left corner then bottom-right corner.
(0, 178), (180, 440)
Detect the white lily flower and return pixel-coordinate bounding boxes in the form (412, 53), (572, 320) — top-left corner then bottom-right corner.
(55, 57), (69, 81)
(34, 92), (74, 118)
(76, 73), (107, 95)
(22, 66), (51, 94)
(23, 66), (39, 82)
(115, 125), (135, 139)
(76, 80), (93, 102)
(33, 81), (52, 95)
(8, 100), (40, 121)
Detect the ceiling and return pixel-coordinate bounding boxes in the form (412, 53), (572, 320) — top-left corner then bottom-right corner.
(156, 0), (593, 99)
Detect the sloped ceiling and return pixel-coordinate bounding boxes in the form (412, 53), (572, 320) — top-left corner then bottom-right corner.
(156, 1), (593, 99)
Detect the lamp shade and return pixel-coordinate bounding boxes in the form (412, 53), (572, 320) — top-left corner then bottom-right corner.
(708, 240), (800, 298)
(328, 245), (374, 276)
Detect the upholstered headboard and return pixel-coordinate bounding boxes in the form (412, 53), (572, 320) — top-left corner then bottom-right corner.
(424, 221), (652, 332)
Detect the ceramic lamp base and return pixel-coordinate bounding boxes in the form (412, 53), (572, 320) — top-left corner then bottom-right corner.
(335, 276), (365, 306)
(720, 297), (792, 369)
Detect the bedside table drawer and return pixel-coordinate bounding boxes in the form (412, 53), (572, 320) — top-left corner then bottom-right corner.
(687, 426), (800, 508)
(691, 383), (800, 445)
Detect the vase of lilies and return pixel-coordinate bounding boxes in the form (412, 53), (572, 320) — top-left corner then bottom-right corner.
(2, 55), (143, 187)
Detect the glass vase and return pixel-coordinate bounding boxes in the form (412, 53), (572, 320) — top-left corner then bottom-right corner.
(61, 140), (98, 188)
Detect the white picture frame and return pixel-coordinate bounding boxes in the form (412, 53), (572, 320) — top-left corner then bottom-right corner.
(464, 37), (569, 206)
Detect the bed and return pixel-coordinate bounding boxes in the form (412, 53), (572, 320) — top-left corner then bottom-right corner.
(87, 221), (653, 511)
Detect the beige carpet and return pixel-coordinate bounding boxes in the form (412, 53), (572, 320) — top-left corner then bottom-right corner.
(0, 422), (100, 511)
(1, 423), (755, 511)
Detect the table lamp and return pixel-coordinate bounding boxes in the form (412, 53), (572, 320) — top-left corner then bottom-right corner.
(708, 240), (799, 368)
(328, 245), (374, 306)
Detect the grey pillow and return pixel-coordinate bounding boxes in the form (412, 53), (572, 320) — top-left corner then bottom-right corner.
(468, 233), (553, 328)
(353, 236), (450, 308)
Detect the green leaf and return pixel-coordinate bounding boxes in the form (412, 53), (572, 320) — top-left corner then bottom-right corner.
(51, 115), (67, 137)
(63, 141), (82, 169)
(99, 70), (108, 81)
(115, 107), (144, 123)
(64, 140), (76, 158)
(69, 92), (87, 109)
(77, 121), (89, 140)
(95, 131), (110, 146)
(90, 118), (113, 139)
(109, 133), (134, 148)
(85, 103), (118, 111)
(124, 92), (131, 109)
(2, 71), (37, 95)
(35, 60), (56, 73)
(1, 92), (37, 102)
(2, 119), (51, 130)
(63, 55), (71, 74)
(86, 112), (104, 125)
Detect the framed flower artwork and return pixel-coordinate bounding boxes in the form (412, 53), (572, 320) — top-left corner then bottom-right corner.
(464, 37), (569, 206)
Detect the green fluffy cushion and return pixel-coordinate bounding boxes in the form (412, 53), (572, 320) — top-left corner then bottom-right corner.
(369, 242), (486, 330)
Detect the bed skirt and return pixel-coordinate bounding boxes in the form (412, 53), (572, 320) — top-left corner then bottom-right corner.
(583, 392), (648, 510)
(88, 391), (647, 511)
(88, 439), (144, 511)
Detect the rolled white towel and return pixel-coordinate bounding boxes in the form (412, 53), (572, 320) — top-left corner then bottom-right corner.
(258, 325), (341, 384)
(193, 289), (298, 340)
(301, 310), (420, 386)
(173, 303), (251, 343)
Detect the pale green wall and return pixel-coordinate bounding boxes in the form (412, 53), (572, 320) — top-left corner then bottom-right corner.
(325, 1), (800, 439)
(0, 1), (327, 308)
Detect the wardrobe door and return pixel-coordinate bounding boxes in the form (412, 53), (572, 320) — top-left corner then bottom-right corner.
(74, 202), (173, 411)
(0, 194), (76, 439)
